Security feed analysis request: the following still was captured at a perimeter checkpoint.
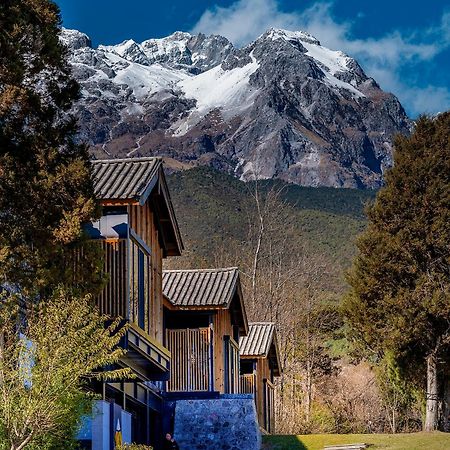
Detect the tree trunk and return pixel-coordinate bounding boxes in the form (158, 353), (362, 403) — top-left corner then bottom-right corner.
(441, 375), (450, 432)
(424, 353), (439, 432)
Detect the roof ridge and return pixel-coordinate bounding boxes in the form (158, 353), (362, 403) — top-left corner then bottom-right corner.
(163, 267), (239, 273)
(248, 321), (275, 326)
(92, 156), (162, 164)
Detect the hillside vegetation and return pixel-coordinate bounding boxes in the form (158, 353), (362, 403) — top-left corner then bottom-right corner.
(166, 167), (386, 434)
(166, 166), (374, 292)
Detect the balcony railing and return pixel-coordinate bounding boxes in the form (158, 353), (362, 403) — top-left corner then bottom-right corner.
(240, 373), (257, 399)
(166, 327), (213, 392)
(89, 229), (171, 381)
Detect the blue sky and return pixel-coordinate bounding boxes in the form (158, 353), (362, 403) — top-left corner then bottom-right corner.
(56, 0), (450, 118)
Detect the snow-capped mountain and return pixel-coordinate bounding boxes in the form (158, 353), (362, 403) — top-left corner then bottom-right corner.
(64, 28), (411, 188)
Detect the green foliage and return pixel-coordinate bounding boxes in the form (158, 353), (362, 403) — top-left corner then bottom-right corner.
(307, 403), (337, 434)
(344, 113), (450, 364)
(376, 352), (422, 432)
(0, 288), (132, 450)
(166, 166), (368, 292)
(0, 0), (101, 297)
(343, 113), (450, 430)
(117, 445), (153, 450)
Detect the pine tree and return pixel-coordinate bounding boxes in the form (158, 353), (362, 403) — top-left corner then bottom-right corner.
(0, 0), (101, 297)
(344, 113), (450, 431)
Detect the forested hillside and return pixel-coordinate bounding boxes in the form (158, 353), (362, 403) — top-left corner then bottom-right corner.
(165, 166), (390, 434)
(166, 166), (374, 293)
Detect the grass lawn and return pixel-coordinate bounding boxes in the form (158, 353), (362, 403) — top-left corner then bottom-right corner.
(263, 432), (450, 450)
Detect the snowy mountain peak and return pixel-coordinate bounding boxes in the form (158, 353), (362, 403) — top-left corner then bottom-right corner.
(148, 31), (192, 43)
(60, 28), (91, 50)
(64, 27), (411, 188)
(265, 28), (321, 45)
(258, 28), (354, 77)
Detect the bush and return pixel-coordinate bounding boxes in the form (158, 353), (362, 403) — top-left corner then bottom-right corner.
(117, 445), (153, 450)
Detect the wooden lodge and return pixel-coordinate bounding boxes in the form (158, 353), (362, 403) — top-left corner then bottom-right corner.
(77, 156), (282, 448)
(83, 157), (183, 449)
(239, 322), (281, 433)
(162, 267), (249, 395)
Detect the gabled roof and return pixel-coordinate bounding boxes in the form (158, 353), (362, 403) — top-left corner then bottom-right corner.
(163, 267), (239, 307)
(92, 157), (160, 204)
(163, 267), (248, 334)
(240, 322), (275, 357)
(239, 322), (281, 375)
(91, 157), (183, 256)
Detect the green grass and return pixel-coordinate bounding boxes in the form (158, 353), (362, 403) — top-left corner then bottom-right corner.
(263, 432), (450, 450)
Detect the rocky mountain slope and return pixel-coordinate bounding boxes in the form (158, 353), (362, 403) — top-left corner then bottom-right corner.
(63, 28), (412, 188)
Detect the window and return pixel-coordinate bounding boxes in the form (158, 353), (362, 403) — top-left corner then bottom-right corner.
(129, 235), (151, 333)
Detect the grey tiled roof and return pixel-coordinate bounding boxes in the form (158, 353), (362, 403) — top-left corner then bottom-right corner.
(91, 157), (160, 202)
(163, 268), (240, 307)
(239, 322), (276, 357)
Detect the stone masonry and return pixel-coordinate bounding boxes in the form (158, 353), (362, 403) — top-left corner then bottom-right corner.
(173, 394), (261, 450)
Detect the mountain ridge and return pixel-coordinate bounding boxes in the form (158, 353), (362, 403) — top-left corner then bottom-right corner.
(63, 27), (412, 189)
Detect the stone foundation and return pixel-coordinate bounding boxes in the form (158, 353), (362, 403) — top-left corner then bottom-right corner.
(173, 394), (261, 450)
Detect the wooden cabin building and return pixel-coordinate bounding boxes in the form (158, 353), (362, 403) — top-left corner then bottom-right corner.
(239, 322), (281, 433)
(76, 156), (281, 447)
(162, 268), (248, 396)
(82, 157), (183, 449)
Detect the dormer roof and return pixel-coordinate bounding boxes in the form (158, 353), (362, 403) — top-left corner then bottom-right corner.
(163, 267), (248, 334)
(239, 322), (281, 376)
(91, 157), (183, 256)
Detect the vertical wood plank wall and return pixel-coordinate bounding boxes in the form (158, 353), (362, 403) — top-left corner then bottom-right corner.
(256, 358), (271, 429)
(128, 203), (163, 343)
(97, 240), (127, 318)
(166, 328), (212, 392)
(213, 309), (233, 393)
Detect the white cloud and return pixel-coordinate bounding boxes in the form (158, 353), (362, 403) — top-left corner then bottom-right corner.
(192, 0), (299, 47)
(192, 0), (450, 116)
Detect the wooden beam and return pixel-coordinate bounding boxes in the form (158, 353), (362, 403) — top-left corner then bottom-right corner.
(101, 199), (140, 206)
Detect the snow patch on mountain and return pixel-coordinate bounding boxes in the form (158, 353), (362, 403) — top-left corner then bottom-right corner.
(266, 28), (364, 97)
(60, 27), (411, 189)
(141, 32), (192, 60)
(174, 53), (260, 134)
(267, 28), (320, 45)
(60, 27), (91, 50)
(107, 54), (188, 100)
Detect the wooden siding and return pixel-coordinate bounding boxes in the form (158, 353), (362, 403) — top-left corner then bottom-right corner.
(213, 309), (233, 393)
(264, 378), (275, 433)
(224, 336), (240, 393)
(166, 328), (212, 392)
(97, 240), (127, 318)
(256, 358), (272, 430)
(128, 204), (163, 343)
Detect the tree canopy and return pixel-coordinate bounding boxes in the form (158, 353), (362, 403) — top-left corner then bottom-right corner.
(0, 0), (100, 297)
(344, 113), (450, 430)
(0, 289), (131, 450)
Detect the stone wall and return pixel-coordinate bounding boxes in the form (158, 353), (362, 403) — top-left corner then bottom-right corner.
(173, 394), (261, 450)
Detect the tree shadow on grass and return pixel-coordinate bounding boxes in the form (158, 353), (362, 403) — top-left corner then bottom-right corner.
(262, 435), (308, 450)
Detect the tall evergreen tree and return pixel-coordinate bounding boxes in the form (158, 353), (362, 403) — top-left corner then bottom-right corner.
(0, 0), (101, 297)
(344, 113), (450, 431)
